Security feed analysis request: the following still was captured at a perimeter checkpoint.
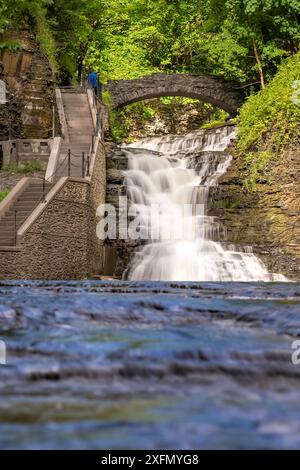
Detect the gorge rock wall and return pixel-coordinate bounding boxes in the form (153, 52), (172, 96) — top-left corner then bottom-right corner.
(116, 98), (222, 142)
(0, 28), (56, 140)
(209, 142), (300, 280)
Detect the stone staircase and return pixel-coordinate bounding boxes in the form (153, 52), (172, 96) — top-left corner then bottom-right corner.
(0, 87), (95, 246)
(0, 179), (51, 246)
(55, 89), (94, 179)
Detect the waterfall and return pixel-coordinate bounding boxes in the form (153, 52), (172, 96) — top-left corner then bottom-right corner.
(123, 126), (286, 282)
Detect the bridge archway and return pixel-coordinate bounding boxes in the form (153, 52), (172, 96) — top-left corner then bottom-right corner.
(105, 73), (244, 116)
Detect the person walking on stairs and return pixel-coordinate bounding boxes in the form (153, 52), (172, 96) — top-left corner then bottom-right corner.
(88, 70), (102, 98)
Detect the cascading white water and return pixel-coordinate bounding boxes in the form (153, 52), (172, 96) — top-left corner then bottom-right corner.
(123, 127), (286, 282)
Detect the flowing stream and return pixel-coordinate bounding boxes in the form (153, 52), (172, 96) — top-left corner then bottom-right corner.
(124, 127), (285, 282)
(0, 280), (299, 449)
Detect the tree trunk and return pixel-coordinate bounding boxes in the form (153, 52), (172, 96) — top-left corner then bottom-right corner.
(253, 39), (265, 89)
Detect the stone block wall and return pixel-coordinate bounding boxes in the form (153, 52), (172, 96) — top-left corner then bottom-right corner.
(0, 139), (107, 280)
(0, 180), (89, 279)
(87, 140), (107, 277)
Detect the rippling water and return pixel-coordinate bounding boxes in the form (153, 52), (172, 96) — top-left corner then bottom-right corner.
(0, 281), (300, 449)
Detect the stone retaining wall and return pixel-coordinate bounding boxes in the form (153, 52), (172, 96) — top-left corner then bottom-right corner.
(0, 140), (107, 280)
(88, 139), (107, 277)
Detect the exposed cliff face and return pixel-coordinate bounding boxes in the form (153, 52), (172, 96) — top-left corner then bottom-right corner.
(210, 141), (300, 280)
(114, 98), (224, 142)
(0, 28), (55, 139)
(0, 63), (22, 140)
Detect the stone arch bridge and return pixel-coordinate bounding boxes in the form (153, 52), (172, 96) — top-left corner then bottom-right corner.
(105, 73), (245, 115)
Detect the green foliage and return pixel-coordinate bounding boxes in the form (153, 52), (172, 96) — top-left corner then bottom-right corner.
(35, 9), (58, 74)
(0, 39), (21, 51)
(1, 0), (299, 86)
(160, 97), (199, 106)
(238, 52), (300, 150)
(243, 150), (274, 190)
(210, 198), (238, 209)
(202, 109), (230, 128)
(0, 0), (58, 73)
(108, 101), (157, 142)
(237, 52), (300, 189)
(82, 0), (299, 84)
(0, 189), (9, 202)
(0, 0), (52, 29)
(109, 108), (127, 142)
(2, 160), (43, 174)
(204, 0), (300, 84)
(107, 96), (224, 142)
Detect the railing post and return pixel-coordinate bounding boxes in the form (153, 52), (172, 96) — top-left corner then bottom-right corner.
(96, 112), (100, 136)
(52, 105), (55, 139)
(14, 210), (17, 246)
(8, 119), (12, 141)
(92, 135), (94, 153)
(83, 66), (87, 91)
(93, 90), (96, 108)
(68, 149), (71, 177)
(42, 177), (46, 202)
(82, 152), (85, 178)
(86, 153), (90, 177)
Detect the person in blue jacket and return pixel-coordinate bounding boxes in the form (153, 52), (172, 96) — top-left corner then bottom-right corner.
(88, 70), (100, 97)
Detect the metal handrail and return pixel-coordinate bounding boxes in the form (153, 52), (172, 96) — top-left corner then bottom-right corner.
(8, 80), (105, 238)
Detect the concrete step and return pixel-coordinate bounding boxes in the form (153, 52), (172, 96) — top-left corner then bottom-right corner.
(3, 210), (33, 219)
(24, 185), (51, 192)
(68, 124), (93, 128)
(0, 233), (15, 240)
(0, 215), (31, 223)
(67, 124), (93, 130)
(17, 194), (44, 202)
(67, 136), (92, 140)
(13, 208), (40, 215)
(0, 240), (15, 246)
(0, 228), (18, 235)
(64, 108), (91, 113)
(1, 215), (32, 224)
(19, 186), (46, 194)
(64, 106), (90, 111)
(14, 203), (40, 211)
(61, 146), (91, 151)
(29, 180), (50, 186)
(62, 94), (88, 100)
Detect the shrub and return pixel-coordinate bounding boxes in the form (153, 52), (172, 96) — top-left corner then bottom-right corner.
(237, 52), (300, 189)
(0, 189), (10, 203)
(2, 160), (42, 174)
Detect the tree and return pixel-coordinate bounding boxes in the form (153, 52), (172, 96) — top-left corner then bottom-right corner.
(204, 0), (300, 87)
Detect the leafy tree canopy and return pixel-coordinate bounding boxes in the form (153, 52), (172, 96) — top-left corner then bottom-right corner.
(0, 0), (299, 86)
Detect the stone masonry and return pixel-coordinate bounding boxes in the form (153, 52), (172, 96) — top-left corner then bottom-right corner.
(105, 73), (244, 115)
(0, 141), (107, 280)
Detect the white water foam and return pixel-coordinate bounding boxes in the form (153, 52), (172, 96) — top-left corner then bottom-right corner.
(123, 127), (286, 281)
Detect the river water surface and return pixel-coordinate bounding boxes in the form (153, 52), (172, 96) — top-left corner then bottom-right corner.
(0, 280), (299, 449)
